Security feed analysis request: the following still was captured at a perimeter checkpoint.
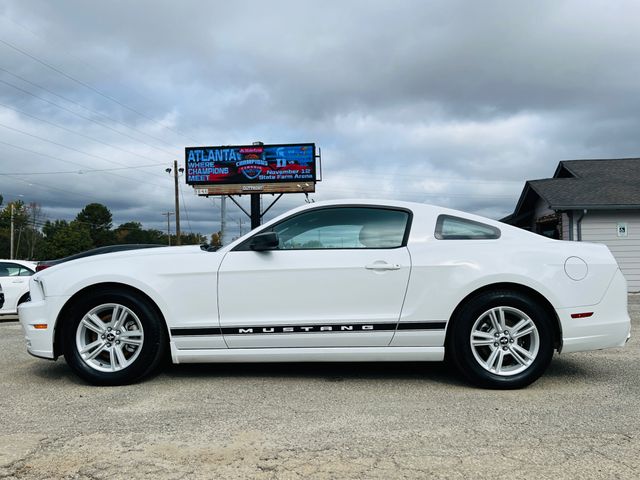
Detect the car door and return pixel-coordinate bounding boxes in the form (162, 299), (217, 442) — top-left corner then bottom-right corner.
(0, 262), (33, 314)
(217, 206), (413, 348)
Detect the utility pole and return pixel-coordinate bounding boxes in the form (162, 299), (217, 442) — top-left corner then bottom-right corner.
(10, 203), (14, 260)
(236, 217), (244, 237)
(162, 211), (174, 246)
(173, 160), (181, 245)
(30, 203), (37, 260)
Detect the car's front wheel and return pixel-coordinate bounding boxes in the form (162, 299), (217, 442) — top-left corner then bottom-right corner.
(447, 290), (554, 389)
(62, 288), (167, 385)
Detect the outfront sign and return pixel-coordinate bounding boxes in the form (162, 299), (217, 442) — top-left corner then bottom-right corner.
(185, 143), (316, 194)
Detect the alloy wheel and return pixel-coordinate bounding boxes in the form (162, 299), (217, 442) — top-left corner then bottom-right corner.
(469, 306), (540, 376)
(75, 303), (144, 372)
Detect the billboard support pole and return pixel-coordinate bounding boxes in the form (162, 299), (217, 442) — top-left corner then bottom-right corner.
(227, 195), (251, 218)
(250, 194), (261, 230)
(260, 193), (283, 218)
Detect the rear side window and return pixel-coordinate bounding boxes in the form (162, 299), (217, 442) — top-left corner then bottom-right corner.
(435, 215), (501, 240)
(0, 262), (34, 277)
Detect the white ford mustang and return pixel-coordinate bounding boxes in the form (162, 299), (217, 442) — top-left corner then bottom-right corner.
(19, 200), (630, 388)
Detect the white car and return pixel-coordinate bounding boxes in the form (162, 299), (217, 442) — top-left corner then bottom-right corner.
(0, 260), (36, 319)
(19, 200), (630, 388)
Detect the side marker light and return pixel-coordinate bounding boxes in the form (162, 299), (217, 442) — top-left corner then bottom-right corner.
(570, 312), (594, 319)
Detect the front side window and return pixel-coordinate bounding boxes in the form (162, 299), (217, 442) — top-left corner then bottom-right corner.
(264, 207), (410, 250)
(435, 215), (501, 240)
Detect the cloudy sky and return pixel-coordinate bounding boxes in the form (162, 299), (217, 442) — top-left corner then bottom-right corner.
(1, 0), (640, 240)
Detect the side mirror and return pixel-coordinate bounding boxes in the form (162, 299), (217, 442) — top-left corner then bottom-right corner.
(249, 232), (279, 251)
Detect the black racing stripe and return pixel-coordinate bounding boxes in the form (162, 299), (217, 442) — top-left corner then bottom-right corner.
(171, 327), (221, 336)
(397, 322), (446, 330)
(171, 322), (446, 337)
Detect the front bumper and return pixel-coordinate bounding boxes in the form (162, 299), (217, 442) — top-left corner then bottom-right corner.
(18, 299), (59, 359)
(559, 268), (631, 353)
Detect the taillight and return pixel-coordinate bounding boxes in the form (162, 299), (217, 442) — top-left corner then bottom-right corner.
(35, 265), (50, 272)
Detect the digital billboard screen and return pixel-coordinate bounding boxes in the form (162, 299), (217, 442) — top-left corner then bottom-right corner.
(185, 143), (316, 189)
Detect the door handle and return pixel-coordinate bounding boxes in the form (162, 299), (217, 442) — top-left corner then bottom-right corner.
(365, 262), (402, 271)
(12, 280), (23, 283)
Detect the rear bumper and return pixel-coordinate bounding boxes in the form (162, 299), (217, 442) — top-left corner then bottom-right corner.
(18, 299), (58, 359)
(559, 269), (631, 353)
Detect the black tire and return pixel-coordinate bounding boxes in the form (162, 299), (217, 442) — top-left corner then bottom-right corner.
(62, 288), (167, 386)
(447, 290), (554, 389)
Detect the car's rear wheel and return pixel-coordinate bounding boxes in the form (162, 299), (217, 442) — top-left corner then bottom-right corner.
(62, 289), (166, 385)
(448, 290), (554, 389)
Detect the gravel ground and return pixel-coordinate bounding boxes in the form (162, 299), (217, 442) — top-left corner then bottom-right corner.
(0, 299), (638, 479)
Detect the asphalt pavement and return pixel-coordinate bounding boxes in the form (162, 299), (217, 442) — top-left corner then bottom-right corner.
(0, 299), (638, 479)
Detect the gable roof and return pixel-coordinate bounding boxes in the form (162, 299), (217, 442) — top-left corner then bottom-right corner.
(507, 158), (640, 223)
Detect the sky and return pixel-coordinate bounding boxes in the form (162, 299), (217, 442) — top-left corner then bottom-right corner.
(1, 0), (640, 240)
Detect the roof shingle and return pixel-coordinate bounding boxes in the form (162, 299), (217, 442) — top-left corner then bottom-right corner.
(529, 158), (640, 209)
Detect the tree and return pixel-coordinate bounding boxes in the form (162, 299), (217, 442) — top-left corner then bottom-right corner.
(42, 220), (69, 239)
(210, 231), (222, 248)
(0, 197), (212, 258)
(76, 203), (115, 247)
(25, 203), (44, 260)
(0, 201), (30, 258)
(179, 232), (206, 245)
(114, 221), (143, 243)
(41, 220), (93, 259)
(114, 222), (167, 245)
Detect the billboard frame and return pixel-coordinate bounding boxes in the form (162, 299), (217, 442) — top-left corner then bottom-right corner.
(185, 142), (318, 196)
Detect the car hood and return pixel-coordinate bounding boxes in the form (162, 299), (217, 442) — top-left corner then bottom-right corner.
(35, 245), (207, 279)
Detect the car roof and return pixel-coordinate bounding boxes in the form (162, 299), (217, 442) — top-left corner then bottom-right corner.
(219, 198), (538, 253)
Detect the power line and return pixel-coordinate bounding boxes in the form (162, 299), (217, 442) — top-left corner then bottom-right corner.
(0, 138), (107, 168)
(0, 122), (170, 189)
(9, 205), (184, 235)
(0, 65), (183, 151)
(318, 186), (516, 199)
(0, 139), (170, 191)
(336, 172), (523, 185)
(0, 37), (201, 144)
(0, 163), (165, 176)
(178, 179), (193, 233)
(1, 16), (162, 110)
(2, 183), (198, 235)
(0, 133), (168, 189)
(1, 174), (98, 201)
(0, 76), (177, 156)
(2, 181), (182, 233)
(0, 100), (171, 174)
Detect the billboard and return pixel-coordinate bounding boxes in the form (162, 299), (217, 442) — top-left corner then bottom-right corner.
(186, 143), (316, 195)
